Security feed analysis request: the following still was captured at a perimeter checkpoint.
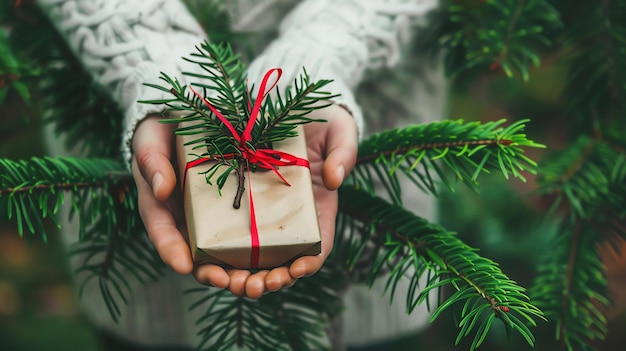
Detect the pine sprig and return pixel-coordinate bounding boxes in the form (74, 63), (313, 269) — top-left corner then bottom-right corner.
(336, 185), (544, 351)
(537, 136), (626, 222)
(531, 222), (609, 351)
(353, 119), (543, 201)
(419, 0), (562, 81)
(557, 1), (626, 131)
(142, 41), (335, 149)
(5, 3), (123, 157)
(0, 155), (165, 322)
(188, 267), (344, 351)
(0, 29), (36, 119)
(530, 137), (626, 349)
(70, 205), (165, 323)
(0, 156), (131, 243)
(141, 41), (335, 201)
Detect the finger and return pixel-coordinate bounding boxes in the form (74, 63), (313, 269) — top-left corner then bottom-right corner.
(264, 267), (295, 292)
(132, 116), (177, 202)
(227, 270), (251, 296)
(322, 114), (358, 190)
(193, 264), (230, 289)
(245, 270), (270, 299)
(289, 188), (337, 279)
(133, 158), (193, 275)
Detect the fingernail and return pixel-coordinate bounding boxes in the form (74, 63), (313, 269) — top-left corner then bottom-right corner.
(267, 281), (281, 292)
(152, 172), (164, 198)
(291, 267), (305, 279)
(337, 166), (345, 183)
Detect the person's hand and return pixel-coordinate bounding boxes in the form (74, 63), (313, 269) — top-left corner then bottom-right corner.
(132, 105), (358, 299)
(132, 116), (194, 275)
(193, 104), (358, 298)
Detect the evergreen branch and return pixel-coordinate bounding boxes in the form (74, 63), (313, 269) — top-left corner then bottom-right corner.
(353, 119), (543, 201)
(256, 70), (336, 145)
(5, 4), (123, 157)
(0, 28), (37, 121)
(419, 0), (562, 81)
(181, 0), (241, 44)
(141, 41), (333, 201)
(532, 137), (626, 350)
(0, 156), (131, 243)
(142, 42), (334, 150)
(537, 136), (626, 220)
(71, 210), (166, 323)
(183, 41), (247, 124)
(188, 269), (343, 351)
(557, 0), (626, 130)
(0, 156), (165, 323)
(336, 185), (544, 351)
(530, 221), (610, 351)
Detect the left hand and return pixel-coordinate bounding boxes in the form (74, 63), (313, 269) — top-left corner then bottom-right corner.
(193, 104), (358, 298)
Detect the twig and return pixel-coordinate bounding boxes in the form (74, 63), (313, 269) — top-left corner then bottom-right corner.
(233, 159), (246, 209)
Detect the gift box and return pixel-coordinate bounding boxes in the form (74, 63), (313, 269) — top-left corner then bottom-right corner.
(176, 123), (322, 269)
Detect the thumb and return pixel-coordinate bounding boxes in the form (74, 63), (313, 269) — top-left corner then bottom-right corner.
(322, 111), (358, 190)
(132, 116), (177, 201)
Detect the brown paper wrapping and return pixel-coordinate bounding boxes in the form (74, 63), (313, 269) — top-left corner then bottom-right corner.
(176, 124), (321, 269)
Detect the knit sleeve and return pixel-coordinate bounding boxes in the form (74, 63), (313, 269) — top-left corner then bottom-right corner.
(36, 0), (207, 165)
(245, 0), (440, 137)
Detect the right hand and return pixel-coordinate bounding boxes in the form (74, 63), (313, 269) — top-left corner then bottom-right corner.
(132, 116), (195, 276)
(131, 116), (298, 296)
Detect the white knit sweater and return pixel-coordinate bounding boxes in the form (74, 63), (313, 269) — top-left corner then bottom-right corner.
(38, 0), (444, 348)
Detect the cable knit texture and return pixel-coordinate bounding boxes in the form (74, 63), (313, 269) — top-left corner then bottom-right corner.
(38, 0), (208, 165)
(38, 0), (442, 348)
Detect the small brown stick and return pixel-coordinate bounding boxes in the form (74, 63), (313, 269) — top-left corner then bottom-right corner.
(233, 160), (246, 209)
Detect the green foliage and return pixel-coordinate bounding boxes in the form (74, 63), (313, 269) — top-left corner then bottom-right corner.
(417, 0), (626, 349)
(0, 156), (130, 242)
(140, 41), (335, 194)
(70, 213), (165, 323)
(144, 41), (335, 145)
(9, 0), (626, 350)
(335, 186), (544, 351)
(522, 1), (626, 349)
(420, 0), (562, 81)
(530, 137), (626, 350)
(0, 156), (164, 322)
(531, 223), (610, 351)
(0, 30), (35, 113)
(557, 1), (626, 132)
(188, 266), (344, 351)
(354, 118), (543, 200)
(2, 2), (123, 157)
(538, 136), (626, 222)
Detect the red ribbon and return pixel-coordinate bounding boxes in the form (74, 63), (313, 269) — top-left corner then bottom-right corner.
(183, 68), (309, 268)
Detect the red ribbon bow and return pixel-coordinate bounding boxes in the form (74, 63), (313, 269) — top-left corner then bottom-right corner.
(183, 68), (309, 268)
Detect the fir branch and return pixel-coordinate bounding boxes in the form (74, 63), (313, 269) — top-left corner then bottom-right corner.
(532, 137), (626, 350)
(71, 210), (165, 323)
(557, 0), (626, 131)
(141, 41), (334, 202)
(336, 185), (544, 351)
(0, 28), (37, 121)
(188, 266), (343, 351)
(353, 119), (543, 202)
(182, 41), (248, 126)
(537, 136), (626, 220)
(5, 3), (123, 157)
(0, 156), (131, 243)
(256, 70), (336, 145)
(0, 156), (165, 322)
(531, 222), (610, 351)
(419, 0), (562, 81)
